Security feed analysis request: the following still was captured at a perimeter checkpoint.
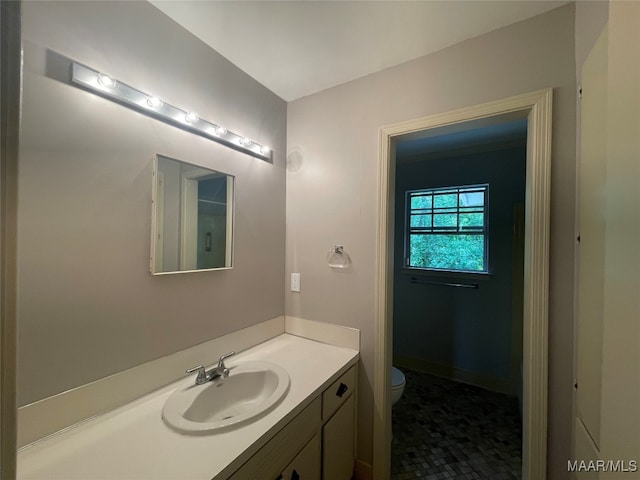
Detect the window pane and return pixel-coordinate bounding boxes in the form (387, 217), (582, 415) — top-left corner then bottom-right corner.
(409, 234), (485, 271)
(410, 214), (432, 228)
(433, 193), (457, 208)
(460, 213), (483, 228)
(433, 213), (457, 228)
(460, 191), (484, 206)
(410, 195), (432, 210)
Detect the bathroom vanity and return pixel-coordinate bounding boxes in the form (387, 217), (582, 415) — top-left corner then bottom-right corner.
(229, 364), (357, 480)
(17, 332), (359, 480)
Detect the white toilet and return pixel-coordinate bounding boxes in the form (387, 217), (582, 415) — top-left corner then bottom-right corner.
(391, 366), (406, 405)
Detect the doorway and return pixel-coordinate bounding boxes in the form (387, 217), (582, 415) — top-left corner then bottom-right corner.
(391, 119), (527, 478)
(373, 89), (553, 480)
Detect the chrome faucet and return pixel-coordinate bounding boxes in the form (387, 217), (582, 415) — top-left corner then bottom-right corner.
(186, 352), (235, 385)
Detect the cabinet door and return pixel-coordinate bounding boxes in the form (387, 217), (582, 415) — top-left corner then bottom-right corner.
(280, 433), (321, 480)
(576, 23), (608, 450)
(322, 395), (354, 480)
(228, 398), (321, 480)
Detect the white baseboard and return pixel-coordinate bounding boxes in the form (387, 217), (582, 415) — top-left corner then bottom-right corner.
(394, 354), (512, 395)
(18, 316), (285, 448)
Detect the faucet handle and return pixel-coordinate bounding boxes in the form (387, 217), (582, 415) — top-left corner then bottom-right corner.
(217, 351), (235, 374)
(219, 351), (235, 362)
(186, 365), (207, 384)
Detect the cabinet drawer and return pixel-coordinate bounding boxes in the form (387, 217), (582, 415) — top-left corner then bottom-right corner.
(228, 397), (321, 480)
(322, 365), (356, 421)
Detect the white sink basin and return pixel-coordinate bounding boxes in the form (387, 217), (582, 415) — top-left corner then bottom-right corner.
(162, 361), (290, 434)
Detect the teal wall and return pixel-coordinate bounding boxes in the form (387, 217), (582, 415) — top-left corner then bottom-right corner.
(393, 145), (526, 392)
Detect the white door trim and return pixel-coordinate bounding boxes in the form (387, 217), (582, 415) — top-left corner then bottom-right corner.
(179, 165), (215, 271)
(180, 175), (199, 271)
(373, 88), (552, 480)
(225, 175), (234, 267)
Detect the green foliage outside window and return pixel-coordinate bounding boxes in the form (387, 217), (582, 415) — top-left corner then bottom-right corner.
(406, 185), (488, 272)
(409, 234), (485, 271)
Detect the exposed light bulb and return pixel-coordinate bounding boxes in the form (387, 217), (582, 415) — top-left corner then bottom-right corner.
(97, 73), (115, 88)
(259, 145), (270, 155)
(185, 112), (199, 123)
(147, 96), (163, 108)
(215, 126), (227, 136)
(241, 137), (252, 147)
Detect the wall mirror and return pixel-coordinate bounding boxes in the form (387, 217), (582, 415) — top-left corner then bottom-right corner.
(151, 155), (234, 274)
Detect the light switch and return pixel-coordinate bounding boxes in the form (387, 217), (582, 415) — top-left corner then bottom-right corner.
(291, 273), (301, 292)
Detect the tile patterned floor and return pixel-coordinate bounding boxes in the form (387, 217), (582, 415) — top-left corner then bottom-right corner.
(391, 369), (522, 479)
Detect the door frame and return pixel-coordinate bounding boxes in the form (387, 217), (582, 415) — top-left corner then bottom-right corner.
(180, 174), (199, 270)
(373, 88), (553, 480)
(1, 1), (21, 478)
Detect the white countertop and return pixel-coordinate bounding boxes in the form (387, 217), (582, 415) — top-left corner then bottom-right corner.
(18, 334), (359, 480)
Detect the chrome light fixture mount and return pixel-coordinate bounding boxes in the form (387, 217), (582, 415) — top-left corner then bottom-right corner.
(70, 62), (272, 162)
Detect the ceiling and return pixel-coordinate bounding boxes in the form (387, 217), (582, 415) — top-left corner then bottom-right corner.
(396, 118), (528, 159)
(150, 0), (569, 102)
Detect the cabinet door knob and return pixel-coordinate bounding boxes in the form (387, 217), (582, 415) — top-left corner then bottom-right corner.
(291, 470), (300, 480)
(336, 382), (349, 398)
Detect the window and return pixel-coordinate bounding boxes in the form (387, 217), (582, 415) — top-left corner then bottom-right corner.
(405, 184), (488, 272)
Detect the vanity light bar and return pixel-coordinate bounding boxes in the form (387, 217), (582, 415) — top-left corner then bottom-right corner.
(70, 62), (272, 161)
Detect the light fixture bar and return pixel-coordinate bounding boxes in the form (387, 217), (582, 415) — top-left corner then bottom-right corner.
(70, 62), (272, 161)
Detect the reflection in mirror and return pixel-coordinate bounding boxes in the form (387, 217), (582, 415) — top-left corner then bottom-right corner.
(151, 155), (234, 274)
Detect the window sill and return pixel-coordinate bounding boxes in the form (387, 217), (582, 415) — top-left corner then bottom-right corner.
(400, 268), (492, 281)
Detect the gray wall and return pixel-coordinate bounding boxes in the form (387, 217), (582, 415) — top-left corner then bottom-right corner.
(393, 146), (526, 390)
(18, 1), (287, 406)
(286, 5), (576, 476)
(574, 0), (609, 80)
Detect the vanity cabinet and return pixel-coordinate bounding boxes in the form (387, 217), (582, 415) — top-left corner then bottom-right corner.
(322, 396), (355, 480)
(16, 333), (359, 480)
(321, 366), (356, 480)
(279, 433), (321, 480)
(227, 397), (321, 480)
(227, 364), (357, 480)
